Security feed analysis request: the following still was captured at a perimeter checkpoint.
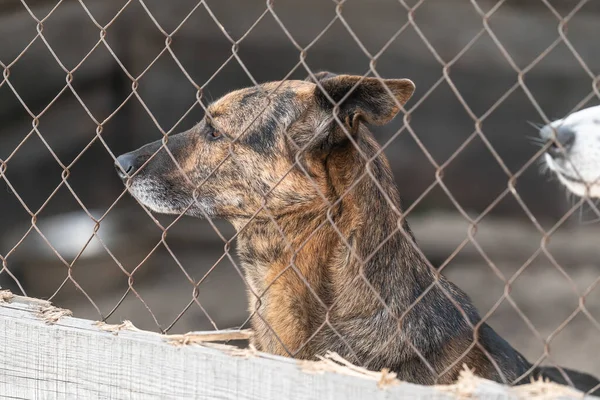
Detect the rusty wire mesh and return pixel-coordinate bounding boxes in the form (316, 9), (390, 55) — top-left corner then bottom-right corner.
(1, 0), (600, 393)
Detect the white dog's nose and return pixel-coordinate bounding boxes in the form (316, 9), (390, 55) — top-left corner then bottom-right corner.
(539, 124), (575, 158)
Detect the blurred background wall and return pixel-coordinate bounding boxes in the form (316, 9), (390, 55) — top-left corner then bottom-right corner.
(1, 0), (599, 376)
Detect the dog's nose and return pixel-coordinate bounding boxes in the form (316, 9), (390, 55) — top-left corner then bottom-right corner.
(540, 125), (576, 158)
(115, 153), (139, 179)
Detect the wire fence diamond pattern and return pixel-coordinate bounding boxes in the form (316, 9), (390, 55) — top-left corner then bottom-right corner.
(1, 0), (599, 394)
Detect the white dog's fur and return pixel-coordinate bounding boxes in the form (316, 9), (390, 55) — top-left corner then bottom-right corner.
(540, 104), (600, 198)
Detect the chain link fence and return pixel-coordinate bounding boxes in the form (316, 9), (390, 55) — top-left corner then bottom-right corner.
(1, 0), (599, 395)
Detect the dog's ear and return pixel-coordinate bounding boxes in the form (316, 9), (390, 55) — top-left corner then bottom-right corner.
(305, 71), (339, 83)
(314, 74), (415, 129)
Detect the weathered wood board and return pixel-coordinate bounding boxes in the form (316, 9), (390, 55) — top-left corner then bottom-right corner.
(0, 291), (593, 399)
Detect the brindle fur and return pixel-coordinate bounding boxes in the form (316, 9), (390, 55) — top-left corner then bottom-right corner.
(115, 72), (600, 392)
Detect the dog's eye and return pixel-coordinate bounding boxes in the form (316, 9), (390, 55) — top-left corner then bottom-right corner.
(205, 123), (224, 141)
(207, 129), (223, 140)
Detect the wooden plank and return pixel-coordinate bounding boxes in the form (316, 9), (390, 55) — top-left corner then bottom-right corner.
(0, 291), (593, 399)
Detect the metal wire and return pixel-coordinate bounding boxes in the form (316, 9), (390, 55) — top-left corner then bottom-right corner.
(1, 0), (599, 393)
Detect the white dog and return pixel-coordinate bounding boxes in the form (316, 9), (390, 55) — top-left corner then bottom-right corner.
(540, 104), (600, 198)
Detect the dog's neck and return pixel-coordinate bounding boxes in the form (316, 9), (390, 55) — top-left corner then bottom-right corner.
(234, 129), (439, 356)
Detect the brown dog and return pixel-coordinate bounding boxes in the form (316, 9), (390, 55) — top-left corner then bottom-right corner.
(115, 72), (599, 393)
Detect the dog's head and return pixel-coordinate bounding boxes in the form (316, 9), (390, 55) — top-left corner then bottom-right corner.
(115, 72), (415, 223)
(540, 105), (600, 198)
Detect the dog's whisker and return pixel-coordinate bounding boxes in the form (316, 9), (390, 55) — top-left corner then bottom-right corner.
(526, 120), (544, 130)
(590, 199), (600, 219)
(526, 135), (546, 145)
(580, 210), (600, 225)
(527, 136), (546, 143)
(576, 194), (600, 224)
